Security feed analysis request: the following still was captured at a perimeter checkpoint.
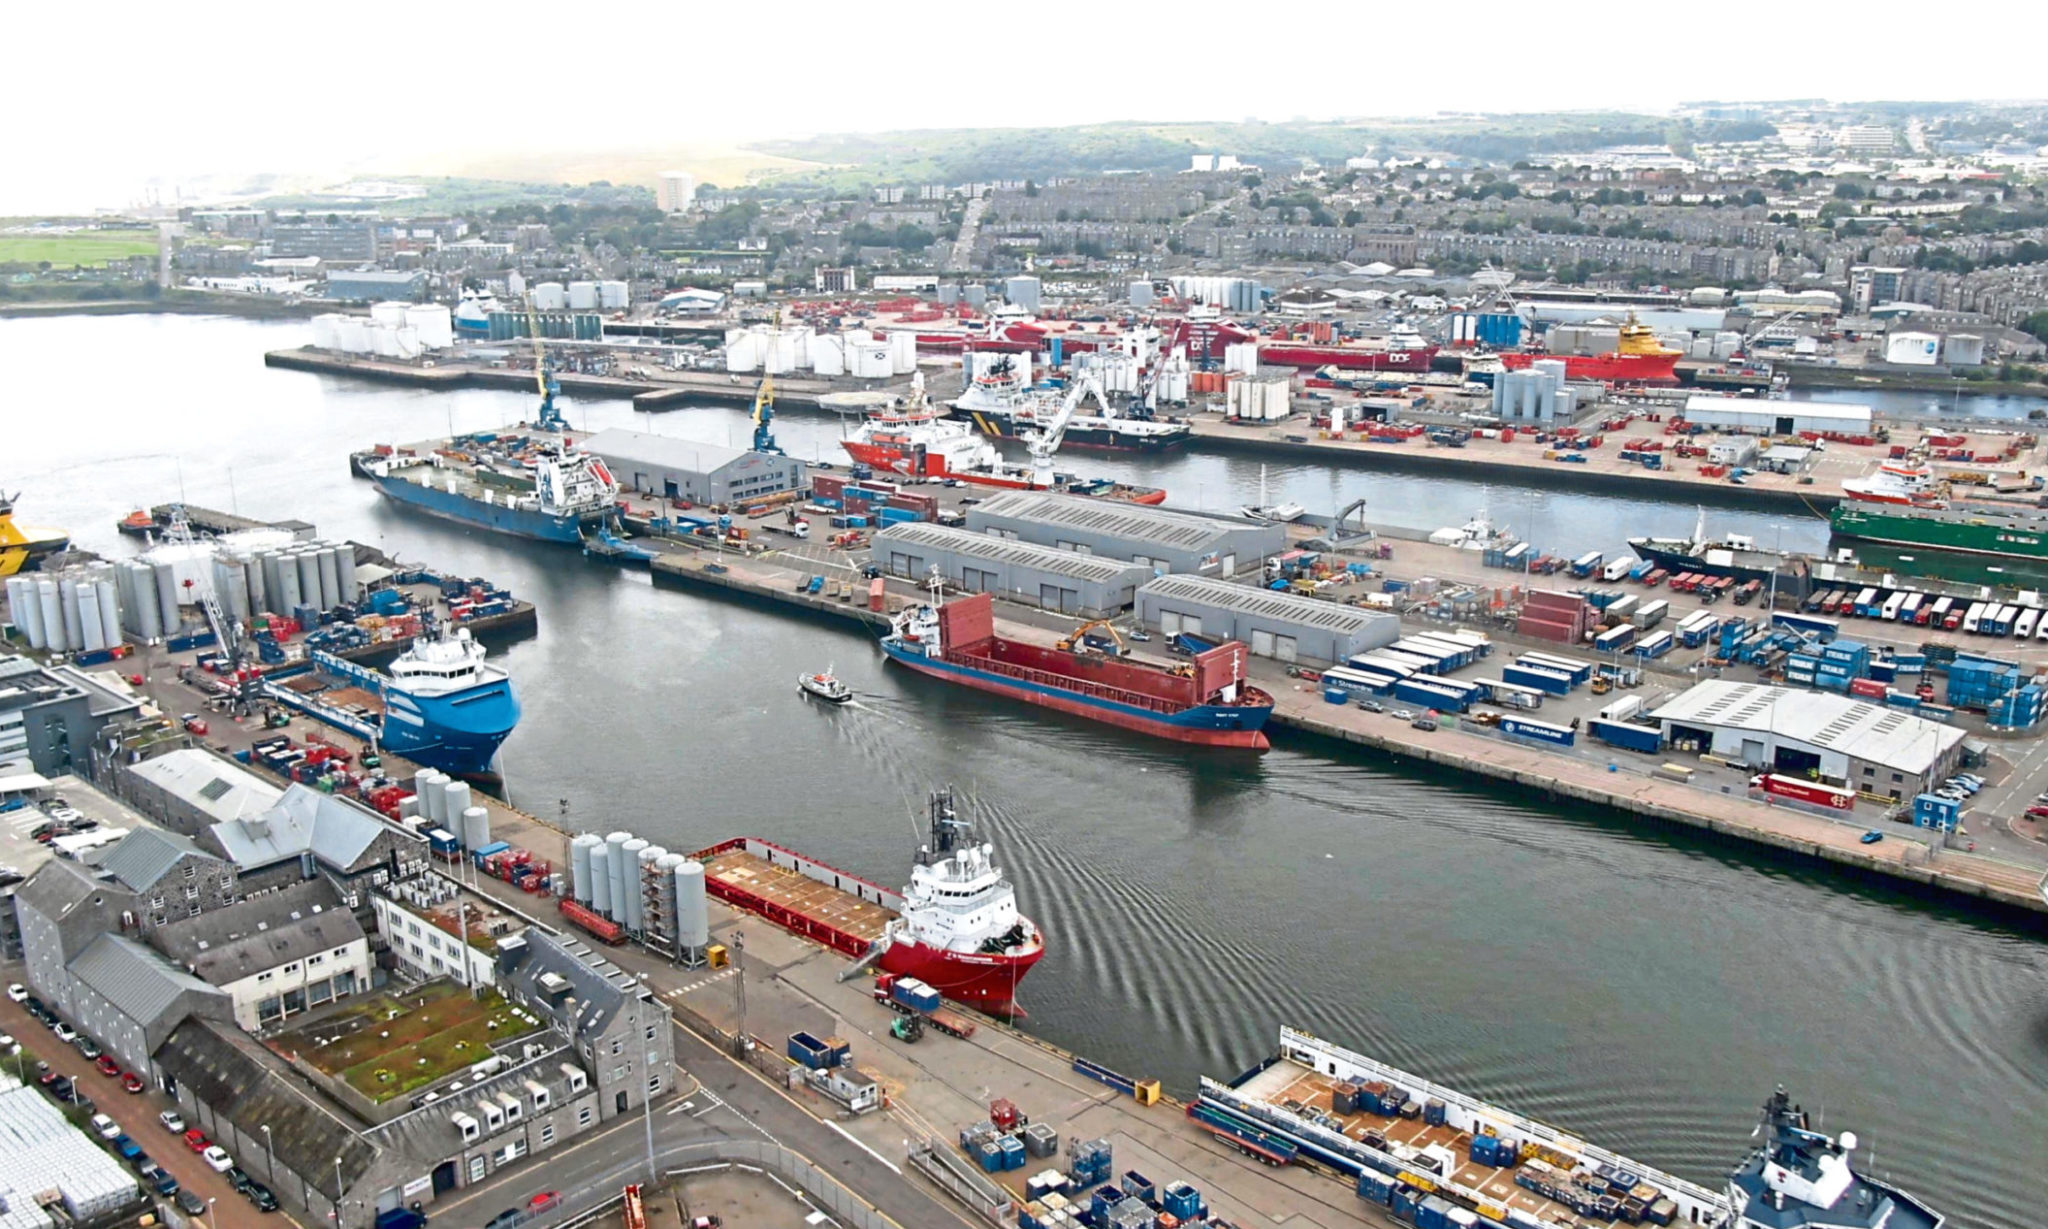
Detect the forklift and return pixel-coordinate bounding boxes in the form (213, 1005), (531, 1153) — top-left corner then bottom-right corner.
(890, 1014), (924, 1044)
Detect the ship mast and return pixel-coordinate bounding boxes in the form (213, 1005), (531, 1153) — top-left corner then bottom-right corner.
(921, 786), (967, 866)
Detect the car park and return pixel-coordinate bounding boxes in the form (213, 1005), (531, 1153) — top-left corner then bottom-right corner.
(158, 1110), (185, 1133)
(203, 1145), (233, 1172)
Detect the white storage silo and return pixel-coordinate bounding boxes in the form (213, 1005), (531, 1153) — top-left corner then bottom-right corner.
(311, 315), (341, 350)
(460, 806), (490, 852)
(810, 334), (845, 377)
(131, 564), (161, 640)
(599, 280), (629, 310)
(10, 578), (44, 648)
(637, 844), (667, 934)
(296, 552), (322, 611)
(851, 341), (893, 378)
(276, 552), (304, 612)
(370, 301), (409, 329)
(570, 833), (602, 904)
(443, 780), (473, 830)
(676, 861), (709, 953)
(370, 325), (404, 358)
(762, 330), (795, 376)
(604, 832), (632, 923)
(404, 304), (454, 350)
(620, 838), (650, 930)
(589, 841), (613, 916)
(1944, 334), (1986, 366)
(334, 544), (358, 603)
(150, 560), (179, 632)
(568, 281), (598, 311)
(36, 580), (63, 652)
(889, 330), (918, 374)
(724, 334), (761, 373)
(419, 770), (449, 825)
(534, 282), (567, 311)
(316, 545), (341, 610)
(56, 577), (84, 651)
(76, 581), (106, 653)
(95, 577), (120, 650)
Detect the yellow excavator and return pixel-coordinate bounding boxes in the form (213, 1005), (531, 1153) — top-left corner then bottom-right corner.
(0, 493), (70, 577)
(1056, 619), (1128, 657)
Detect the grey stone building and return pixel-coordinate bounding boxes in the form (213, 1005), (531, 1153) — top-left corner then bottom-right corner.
(207, 784), (431, 911)
(0, 655), (143, 778)
(155, 879), (372, 1031)
(120, 747), (283, 833)
(498, 930), (675, 1121)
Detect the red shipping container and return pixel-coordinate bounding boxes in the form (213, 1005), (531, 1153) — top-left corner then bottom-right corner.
(1850, 679), (1889, 700)
(813, 475), (846, 500)
(1757, 774), (1855, 811)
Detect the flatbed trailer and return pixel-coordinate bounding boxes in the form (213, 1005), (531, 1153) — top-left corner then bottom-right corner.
(874, 988), (978, 1038)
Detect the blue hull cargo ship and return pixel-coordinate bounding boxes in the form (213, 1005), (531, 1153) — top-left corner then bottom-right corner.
(366, 441), (617, 544)
(1191, 1027), (1943, 1229)
(263, 625), (520, 779)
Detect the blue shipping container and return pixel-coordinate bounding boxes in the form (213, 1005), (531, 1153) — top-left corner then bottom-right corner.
(1589, 719), (1662, 753)
(1499, 716), (1577, 747)
(1502, 664), (1573, 696)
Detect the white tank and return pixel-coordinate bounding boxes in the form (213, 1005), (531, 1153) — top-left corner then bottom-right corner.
(370, 301), (409, 329)
(604, 832), (632, 924)
(810, 334), (845, 377)
(599, 280), (629, 310)
(95, 578), (120, 650)
(243, 555), (269, 614)
(276, 552), (304, 612)
(589, 842), (613, 916)
(570, 833), (602, 905)
(311, 315), (342, 350)
(403, 304), (454, 350)
(724, 334), (761, 373)
(296, 553), (322, 611)
(620, 838), (650, 929)
(652, 852), (684, 937)
(533, 282), (566, 311)
(56, 577), (85, 650)
(333, 545), (358, 604)
(316, 545), (341, 610)
(567, 282), (598, 312)
(460, 805), (490, 851)
(7, 579), (40, 649)
(443, 780), (473, 830)
(890, 330), (918, 374)
(419, 770), (449, 824)
(259, 553), (285, 612)
(76, 582), (106, 653)
(676, 861), (709, 950)
(37, 579), (65, 652)
(506, 270), (526, 297)
(131, 564), (162, 640)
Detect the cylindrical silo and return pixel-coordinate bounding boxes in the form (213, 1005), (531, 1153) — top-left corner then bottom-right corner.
(334, 545), (358, 604)
(419, 770), (449, 825)
(276, 552), (304, 613)
(442, 780), (472, 830)
(8, 579), (43, 649)
(259, 553), (284, 614)
(620, 838), (650, 930)
(315, 546), (341, 611)
(96, 578), (121, 649)
(111, 565), (137, 636)
(676, 861), (709, 953)
(57, 577), (84, 650)
(589, 842), (613, 917)
(38, 579), (66, 653)
(605, 832), (632, 924)
(76, 581), (106, 653)
(296, 552), (322, 611)
(460, 806), (490, 851)
(652, 852), (683, 940)
(218, 560), (252, 623)
(570, 834), (601, 904)
(245, 555), (269, 615)
(130, 564), (161, 640)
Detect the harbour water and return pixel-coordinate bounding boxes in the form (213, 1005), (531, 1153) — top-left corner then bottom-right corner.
(7, 313), (2048, 1228)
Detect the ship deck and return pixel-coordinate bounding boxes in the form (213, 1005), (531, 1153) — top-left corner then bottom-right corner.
(280, 676), (386, 717)
(697, 846), (895, 949)
(1237, 1061), (1673, 1227)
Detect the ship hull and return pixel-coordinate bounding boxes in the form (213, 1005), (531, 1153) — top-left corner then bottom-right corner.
(841, 441), (1167, 504)
(373, 473), (594, 544)
(1257, 343), (1437, 373)
(954, 408), (1192, 453)
(1501, 351), (1680, 385)
(1829, 504), (2048, 560)
(878, 937), (1044, 1015)
(881, 640), (1271, 748)
(1628, 538), (1793, 586)
(380, 678), (522, 777)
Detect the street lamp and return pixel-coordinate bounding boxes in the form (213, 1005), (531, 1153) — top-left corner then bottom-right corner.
(260, 1124), (272, 1179)
(334, 1158), (345, 1229)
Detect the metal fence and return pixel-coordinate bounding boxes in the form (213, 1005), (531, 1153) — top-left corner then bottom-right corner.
(668, 1140), (896, 1229)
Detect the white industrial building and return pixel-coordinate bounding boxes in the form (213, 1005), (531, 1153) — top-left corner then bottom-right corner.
(871, 523), (1151, 617)
(1648, 681), (1966, 800)
(1682, 395), (1872, 437)
(1135, 574), (1400, 666)
(582, 428), (807, 506)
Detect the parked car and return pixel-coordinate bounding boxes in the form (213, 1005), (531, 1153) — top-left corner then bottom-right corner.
(95, 1056), (120, 1078)
(75, 1037), (101, 1060)
(1860, 830), (1885, 844)
(122, 1073), (145, 1094)
(183, 1128), (210, 1152)
(203, 1145), (233, 1172)
(52, 1023), (77, 1044)
(141, 1165), (179, 1198)
(50, 1075), (74, 1102)
(1390, 709), (1416, 721)
(113, 1135), (143, 1162)
(4, 984), (24, 1003)
(158, 1109), (185, 1133)
(1411, 717), (1439, 732)
(176, 1190), (208, 1217)
(485, 1209), (521, 1229)
(1356, 699), (1384, 713)
(90, 1113), (119, 1140)
(245, 1183), (279, 1213)
(225, 1168), (255, 1195)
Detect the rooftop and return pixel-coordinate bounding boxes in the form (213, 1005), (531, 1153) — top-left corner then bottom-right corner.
(967, 490), (1270, 551)
(1648, 681), (1966, 773)
(210, 784), (409, 873)
(70, 933), (224, 1024)
(93, 826), (213, 892)
(1141, 573), (1401, 635)
(872, 522), (1150, 584)
(128, 748), (283, 823)
(156, 880), (364, 986)
(582, 427), (771, 476)
(275, 982), (543, 1104)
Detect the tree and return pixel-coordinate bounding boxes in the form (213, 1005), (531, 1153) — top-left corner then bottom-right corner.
(1024, 180), (1039, 197)
(1342, 209), (1364, 227)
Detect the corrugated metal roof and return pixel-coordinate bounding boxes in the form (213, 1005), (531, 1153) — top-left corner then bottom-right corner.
(96, 827), (209, 892)
(1648, 681), (1965, 774)
(156, 880), (363, 986)
(872, 523), (1148, 584)
(210, 785), (392, 872)
(969, 491), (1257, 550)
(583, 428), (776, 476)
(1140, 575), (1395, 634)
(69, 933), (219, 1025)
(129, 749), (282, 822)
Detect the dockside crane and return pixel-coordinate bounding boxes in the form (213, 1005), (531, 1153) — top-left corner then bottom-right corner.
(1024, 371), (1110, 488)
(524, 292), (567, 433)
(752, 311), (785, 455)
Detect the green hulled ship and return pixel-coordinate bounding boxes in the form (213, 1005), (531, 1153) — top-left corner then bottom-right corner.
(1830, 502), (2048, 561)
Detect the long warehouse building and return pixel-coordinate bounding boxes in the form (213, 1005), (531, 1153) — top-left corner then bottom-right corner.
(1648, 681), (1966, 800)
(964, 491), (1285, 577)
(1136, 574), (1399, 665)
(1681, 395), (1873, 437)
(870, 523), (1151, 618)
(582, 428), (808, 506)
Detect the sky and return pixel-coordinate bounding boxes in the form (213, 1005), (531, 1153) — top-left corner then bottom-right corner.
(11, 1), (2045, 215)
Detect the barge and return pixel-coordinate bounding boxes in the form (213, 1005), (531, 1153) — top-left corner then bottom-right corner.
(1196, 1027), (1942, 1229)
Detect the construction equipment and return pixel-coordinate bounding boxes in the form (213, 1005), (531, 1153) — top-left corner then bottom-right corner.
(523, 293), (567, 433)
(890, 1014), (924, 1043)
(1023, 372), (1110, 488)
(1056, 619), (1127, 656)
(752, 311), (786, 454)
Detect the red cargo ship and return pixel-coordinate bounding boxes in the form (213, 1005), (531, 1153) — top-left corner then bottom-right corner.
(1257, 324), (1438, 373)
(695, 788), (1044, 1014)
(1498, 317), (1683, 386)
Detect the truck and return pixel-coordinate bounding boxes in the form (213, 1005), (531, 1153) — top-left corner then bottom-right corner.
(764, 520), (811, 540)
(874, 973), (977, 1038)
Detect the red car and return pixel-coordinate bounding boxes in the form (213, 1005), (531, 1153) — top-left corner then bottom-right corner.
(2027, 806), (2048, 820)
(184, 1129), (210, 1152)
(122, 1073), (145, 1094)
(95, 1056), (120, 1078)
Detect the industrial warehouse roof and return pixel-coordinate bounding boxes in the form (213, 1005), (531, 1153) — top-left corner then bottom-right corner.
(872, 523), (1149, 584)
(1648, 682), (1965, 773)
(157, 880), (363, 987)
(582, 428), (760, 475)
(129, 749), (282, 823)
(210, 785), (401, 873)
(967, 491), (1261, 550)
(1683, 395), (1873, 427)
(94, 827), (212, 892)
(69, 933), (222, 1025)
(1139, 575), (1398, 634)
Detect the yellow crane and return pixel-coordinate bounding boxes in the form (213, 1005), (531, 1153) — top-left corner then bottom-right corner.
(524, 292), (566, 431)
(752, 309), (784, 454)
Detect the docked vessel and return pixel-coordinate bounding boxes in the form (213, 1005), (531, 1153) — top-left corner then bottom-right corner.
(1240, 466), (1307, 524)
(0, 493), (71, 577)
(694, 786), (1044, 1014)
(262, 622), (520, 779)
(843, 373), (1167, 504)
(879, 586), (1274, 748)
(1197, 1027), (1942, 1229)
(1840, 461), (1943, 507)
(1258, 324), (1439, 374)
(950, 355), (1192, 454)
(1830, 501), (2048, 561)
(363, 439), (619, 544)
(1500, 317), (1682, 386)
(1630, 512), (1805, 586)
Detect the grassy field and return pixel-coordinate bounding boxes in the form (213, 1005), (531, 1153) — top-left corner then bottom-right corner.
(282, 983), (543, 1102)
(0, 231), (158, 267)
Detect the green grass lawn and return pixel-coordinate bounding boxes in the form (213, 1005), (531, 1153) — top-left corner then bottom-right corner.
(0, 231), (158, 267)
(281, 983), (542, 1102)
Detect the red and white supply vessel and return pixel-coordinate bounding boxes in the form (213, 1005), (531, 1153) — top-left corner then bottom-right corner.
(872, 787), (1045, 1014)
(1841, 460), (1944, 507)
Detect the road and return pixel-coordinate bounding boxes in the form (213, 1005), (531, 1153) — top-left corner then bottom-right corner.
(0, 990), (280, 1229)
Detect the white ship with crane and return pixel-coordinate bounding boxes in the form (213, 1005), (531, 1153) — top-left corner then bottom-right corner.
(950, 353), (1193, 453)
(842, 372), (1168, 504)
(1241, 465), (1307, 523)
